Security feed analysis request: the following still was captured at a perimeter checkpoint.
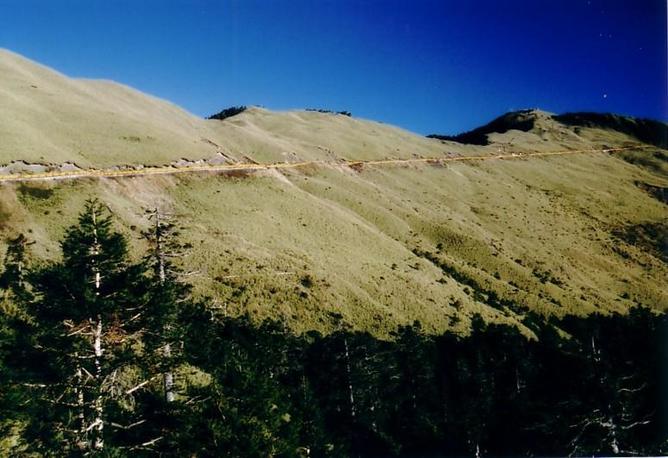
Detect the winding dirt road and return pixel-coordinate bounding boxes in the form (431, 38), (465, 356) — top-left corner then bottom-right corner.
(0, 145), (649, 183)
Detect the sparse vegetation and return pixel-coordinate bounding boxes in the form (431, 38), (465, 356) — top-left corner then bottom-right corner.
(17, 184), (54, 201)
(612, 221), (668, 263)
(305, 108), (352, 116)
(300, 274), (314, 288)
(207, 105), (247, 121)
(120, 135), (142, 142)
(635, 181), (667, 204)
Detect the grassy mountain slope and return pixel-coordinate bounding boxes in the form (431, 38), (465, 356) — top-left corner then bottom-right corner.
(0, 49), (465, 168)
(554, 112), (668, 148)
(0, 49), (666, 336)
(428, 109), (541, 145)
(428, 108), (667, 150)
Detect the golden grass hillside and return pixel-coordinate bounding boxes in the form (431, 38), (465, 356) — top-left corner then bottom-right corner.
(0, 49), (666, 337)
(0, 48), (472, 168)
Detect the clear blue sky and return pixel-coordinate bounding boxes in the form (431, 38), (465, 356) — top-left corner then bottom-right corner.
(1, 0), (666, 134)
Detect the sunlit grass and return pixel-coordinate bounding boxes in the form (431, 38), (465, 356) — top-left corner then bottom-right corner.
(1, 148), (666, 337)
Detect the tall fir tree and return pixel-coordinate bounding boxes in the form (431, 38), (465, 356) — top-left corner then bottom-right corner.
(0, 234), (34, 445)
(126, 207), (193, 453)
(23, 199), (147, 454)
(0, 234), (32, 312)
(142, 207), (189, 404)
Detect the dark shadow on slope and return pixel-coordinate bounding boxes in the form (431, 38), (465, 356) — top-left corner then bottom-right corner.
(554, 112), (668, 148)
(617, 149), (668, 176)
(0, 202), (9, 230)
(612, 221), (668, 264)
(181, 306), (667, 457)
(635, 181), (668, 205)
(427, 110), (537, 145)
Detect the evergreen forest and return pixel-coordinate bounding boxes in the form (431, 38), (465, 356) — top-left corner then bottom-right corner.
(0, 200), (665, 456)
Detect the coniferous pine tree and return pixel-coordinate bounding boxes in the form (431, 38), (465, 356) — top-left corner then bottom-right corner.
(0, 234), (33, 312)
(142, 207), (189, 405)
(0, 234), (34, 444)
(124, 207), (193, 453)
(25, 199), (146, 454)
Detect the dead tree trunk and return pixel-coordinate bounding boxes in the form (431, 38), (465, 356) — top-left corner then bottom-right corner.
(90, 208), (105, 451)
(343, 337), (356, 421)
(92, 315), (104, 450)
(74, 353), (88, 450)
(154, 209), (175, 403)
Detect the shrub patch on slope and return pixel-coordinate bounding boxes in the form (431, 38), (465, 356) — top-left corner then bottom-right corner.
(612, 221), (668, 264)
(208, 105), (247, 121)
(17, 184), (54, 201)
(635, 181), (668, 205)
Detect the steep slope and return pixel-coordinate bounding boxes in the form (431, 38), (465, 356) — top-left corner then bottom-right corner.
(0, 50), (666, 337)
(0, 49), (225, 166)
(554, 112), (668, 148)
(428, 108), (667, 150)
(428, 109), (543, 145)
(0, 49), (464, 169)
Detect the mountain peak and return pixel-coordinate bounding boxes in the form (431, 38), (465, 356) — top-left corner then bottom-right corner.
(428, 108), (667, 147)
